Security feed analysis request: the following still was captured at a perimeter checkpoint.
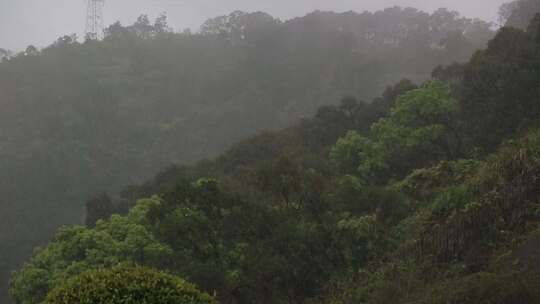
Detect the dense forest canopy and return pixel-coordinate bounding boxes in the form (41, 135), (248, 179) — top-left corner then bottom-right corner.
(3, 1), (540, 303)
(0, 6), (497, 303)
(11, 11), (540, 302)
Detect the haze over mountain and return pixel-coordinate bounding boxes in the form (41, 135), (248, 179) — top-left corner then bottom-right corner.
(1, 0), (507, 50)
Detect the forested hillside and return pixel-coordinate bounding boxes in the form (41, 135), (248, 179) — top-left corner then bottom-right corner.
(0, 6), (496, 303)
(9, 3), (540, 302)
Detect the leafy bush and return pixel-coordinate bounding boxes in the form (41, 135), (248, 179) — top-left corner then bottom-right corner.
(44, 265), (215, 304)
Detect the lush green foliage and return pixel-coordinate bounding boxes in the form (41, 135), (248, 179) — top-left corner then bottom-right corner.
(44, 265), (214, 304)
(331, 81), (460, 182)
(9, 198), (172, 304)
(7, 4), (540, 304)
(0, 8), (492, 301)
(461, 22), (540, 150)
(318, 128), (540, 304)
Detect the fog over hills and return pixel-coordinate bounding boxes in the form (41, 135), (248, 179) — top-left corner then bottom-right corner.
(0, 0), (507, 50)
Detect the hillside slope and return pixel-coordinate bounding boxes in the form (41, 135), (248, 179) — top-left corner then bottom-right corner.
(0, 7), (495, 303)
(10, 13), (540, 303)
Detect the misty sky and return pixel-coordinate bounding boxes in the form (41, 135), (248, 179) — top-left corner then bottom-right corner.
(1, 0), (508, 51)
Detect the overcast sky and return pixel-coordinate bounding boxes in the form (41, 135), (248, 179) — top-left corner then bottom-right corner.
(0, 0), (508, 51)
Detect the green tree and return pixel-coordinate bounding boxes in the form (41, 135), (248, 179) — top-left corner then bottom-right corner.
(331, 81), (460, 182)
(9, 198), (172, 304)
(330, 131), (383, 178)
(461, 25), (540, 150)
(372, 80), (460, 159)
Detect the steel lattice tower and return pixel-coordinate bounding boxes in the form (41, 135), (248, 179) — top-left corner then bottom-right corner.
(85, 0), (105, 40)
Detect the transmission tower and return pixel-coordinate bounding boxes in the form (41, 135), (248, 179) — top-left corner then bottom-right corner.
(85, 0), (105, 40)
